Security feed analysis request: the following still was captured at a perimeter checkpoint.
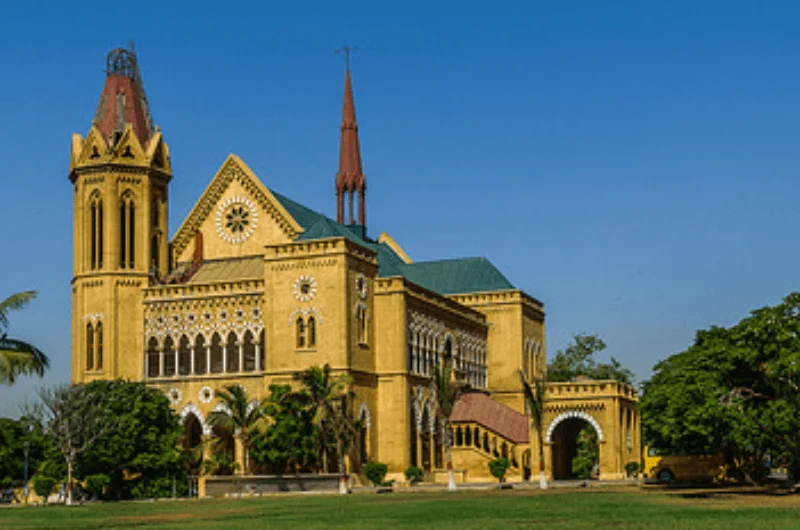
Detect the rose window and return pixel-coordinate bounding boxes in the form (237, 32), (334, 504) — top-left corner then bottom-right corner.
(215, 197), (258, 244)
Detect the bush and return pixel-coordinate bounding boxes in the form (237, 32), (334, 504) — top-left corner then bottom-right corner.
(32, 475), (57, 502)
(364, 461), (389, 487)
(83, 474), (110, 499)
(488, 458), (510, 483)
(404, 466), (424, 485)
(625, 461), (639, 478)
(572, 456), (594, 479)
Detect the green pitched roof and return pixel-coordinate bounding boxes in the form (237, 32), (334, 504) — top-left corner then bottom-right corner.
(397, 257), (514, 295)
(273, 190), (515, 295)
(272, 191), (326, 230)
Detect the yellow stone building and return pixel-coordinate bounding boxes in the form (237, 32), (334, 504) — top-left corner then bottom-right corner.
(69, 46), (639, 483)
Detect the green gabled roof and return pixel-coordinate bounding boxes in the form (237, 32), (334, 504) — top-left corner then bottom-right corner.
(396, 257), (515, 295)
(271, 191), (325, 230)
(272, 190), (515, 296)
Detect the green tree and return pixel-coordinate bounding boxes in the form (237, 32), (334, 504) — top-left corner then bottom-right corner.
(641, 292), (800, 483)
(73, 380), (186, 499)
(0, 417), (45, 487)
(520, 371), (548, 489)
(548, 333), (634, 385)
(572, 425), (598, 479)
(432, 362), (463, 492)
(28, 384), (118, 505)
(294, 364), (351, 474)
(207, 384), (263, 475)
(0, 291), (49, 385)
(250, 384), (318, 473)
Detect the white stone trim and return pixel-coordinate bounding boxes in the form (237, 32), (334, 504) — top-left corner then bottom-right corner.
(215, 196), (258, 244)
(545, 410), (604, 443)
(198, 386), (214, 404)
(358, 402), (371, 429)
(179, 402), (211, 436)
(288, 307), (323, 326)
(293, 275), (318, 302)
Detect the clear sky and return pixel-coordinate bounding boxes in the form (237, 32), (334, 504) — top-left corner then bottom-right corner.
(2, 2), (800, 416)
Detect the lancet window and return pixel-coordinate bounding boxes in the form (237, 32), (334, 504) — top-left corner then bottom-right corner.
(119, 192), (136, 269)
(89, 193), (104, 270)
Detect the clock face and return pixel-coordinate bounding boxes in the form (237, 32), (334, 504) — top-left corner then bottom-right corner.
(355, 273), (368, 299)
(215, 197), (258, 244)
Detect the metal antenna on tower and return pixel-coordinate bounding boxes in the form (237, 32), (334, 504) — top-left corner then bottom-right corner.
(335, 45), (358, 70)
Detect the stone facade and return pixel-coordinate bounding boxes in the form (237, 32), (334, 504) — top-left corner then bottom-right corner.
(69, 46), (639, 484)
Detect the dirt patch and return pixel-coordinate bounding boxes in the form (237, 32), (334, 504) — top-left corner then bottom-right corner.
(650, 487), (800, 509)
(113, 506), (260, 525)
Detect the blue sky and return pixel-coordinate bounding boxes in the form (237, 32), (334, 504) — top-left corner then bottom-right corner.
(2, 2), (800, 416)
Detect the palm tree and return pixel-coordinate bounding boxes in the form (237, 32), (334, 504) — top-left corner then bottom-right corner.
(520, 370), (548, 489)
(207, 384), (263, 474)
(295, 364), (355, 494)
(432, 362), (463, 491)
(0, 291), (49, 385)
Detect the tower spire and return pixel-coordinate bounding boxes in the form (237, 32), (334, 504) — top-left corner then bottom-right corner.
(92, 44), (154, 148)
(335, 48), (366, 227)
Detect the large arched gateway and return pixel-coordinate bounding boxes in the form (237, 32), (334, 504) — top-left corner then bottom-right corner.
(541, 382), (640, 480)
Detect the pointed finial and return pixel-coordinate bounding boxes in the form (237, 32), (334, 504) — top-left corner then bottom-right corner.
(335, 45), (358, 71)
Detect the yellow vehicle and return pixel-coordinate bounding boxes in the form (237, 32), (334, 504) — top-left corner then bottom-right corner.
(643, 446), (725, 484)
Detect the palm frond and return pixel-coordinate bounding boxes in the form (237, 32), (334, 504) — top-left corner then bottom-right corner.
(0, 291), (37, 329)
(0, 338), (49, 385)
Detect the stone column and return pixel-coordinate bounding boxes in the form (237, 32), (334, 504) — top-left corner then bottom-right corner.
(222, 343), (228, 374)
(206, 345), (211, 374)
(190, 342), (196, 375)
(174, 348), (179, 377)
(159, 346), (165, 377)
(254, 340), (262, 371)
(238, 340), (244, 373)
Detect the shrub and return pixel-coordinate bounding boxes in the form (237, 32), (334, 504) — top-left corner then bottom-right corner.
(83, 474), (110, 500)
(572, 456), (594, 479)
(32, 475), (57, 502)
(364, 461), (389, 487)
(625, 461), (639, 478)
(488, 457), (510, 483)
(404, 466), (424, 485)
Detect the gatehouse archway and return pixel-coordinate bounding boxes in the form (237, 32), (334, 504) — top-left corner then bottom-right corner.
(547, 410), (603, 480)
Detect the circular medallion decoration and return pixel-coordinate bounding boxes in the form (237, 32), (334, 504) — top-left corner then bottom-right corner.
(215, 196), (258, 244)
(355, 273), (368, 300)
(168, 388), (182, 406)
(199, 386), (214, 404)
(293, 275), (318, 302)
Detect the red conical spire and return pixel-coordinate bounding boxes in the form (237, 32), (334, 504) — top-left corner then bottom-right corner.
(92, 45), (154, 148)
(336, 64), (366, 227)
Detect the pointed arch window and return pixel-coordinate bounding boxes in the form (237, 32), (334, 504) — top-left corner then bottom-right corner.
(86, 323), (94, 370)
(356, 306), (368, 345)
(296, 317), (306, 348)
(307, 317), (316, 347)
(119, 194), (136, 269)
(89, 194), (104, 270)
(147, 337), (160, 378)
(96, 322), (103, 370)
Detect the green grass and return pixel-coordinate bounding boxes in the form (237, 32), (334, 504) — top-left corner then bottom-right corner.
(2, 487), (799, 529)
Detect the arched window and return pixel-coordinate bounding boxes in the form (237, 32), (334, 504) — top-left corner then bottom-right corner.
(178, 335), (191, 375)
(147, 337), (159, 378)
(194, 335), (207, 375)
(163, 336), (175, 376)
(243, 330), (256, 371)
(89, 194), (104, 270)
(120, 195), (136, 269)
(151, 234), (159, 271)
(258, 330), (265, 370)
(96, 322), (103, 370)
(128, 200), (135, 268)
(308, 317), (316, 347)
(226, 332), (239, 373)
(296, 317), (306, 348)
(356, 306), (367, 344)
(86, 323), (94, 370)
(210, 333), (223, 374)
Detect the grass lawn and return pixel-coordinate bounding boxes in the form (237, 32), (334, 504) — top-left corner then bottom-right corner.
(2, 487), (799, 529)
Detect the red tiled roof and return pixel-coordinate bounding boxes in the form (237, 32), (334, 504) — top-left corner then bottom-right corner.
(450, 392), (529, 444)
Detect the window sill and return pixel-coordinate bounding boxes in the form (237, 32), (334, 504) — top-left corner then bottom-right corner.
(296, 347), (317, 353)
